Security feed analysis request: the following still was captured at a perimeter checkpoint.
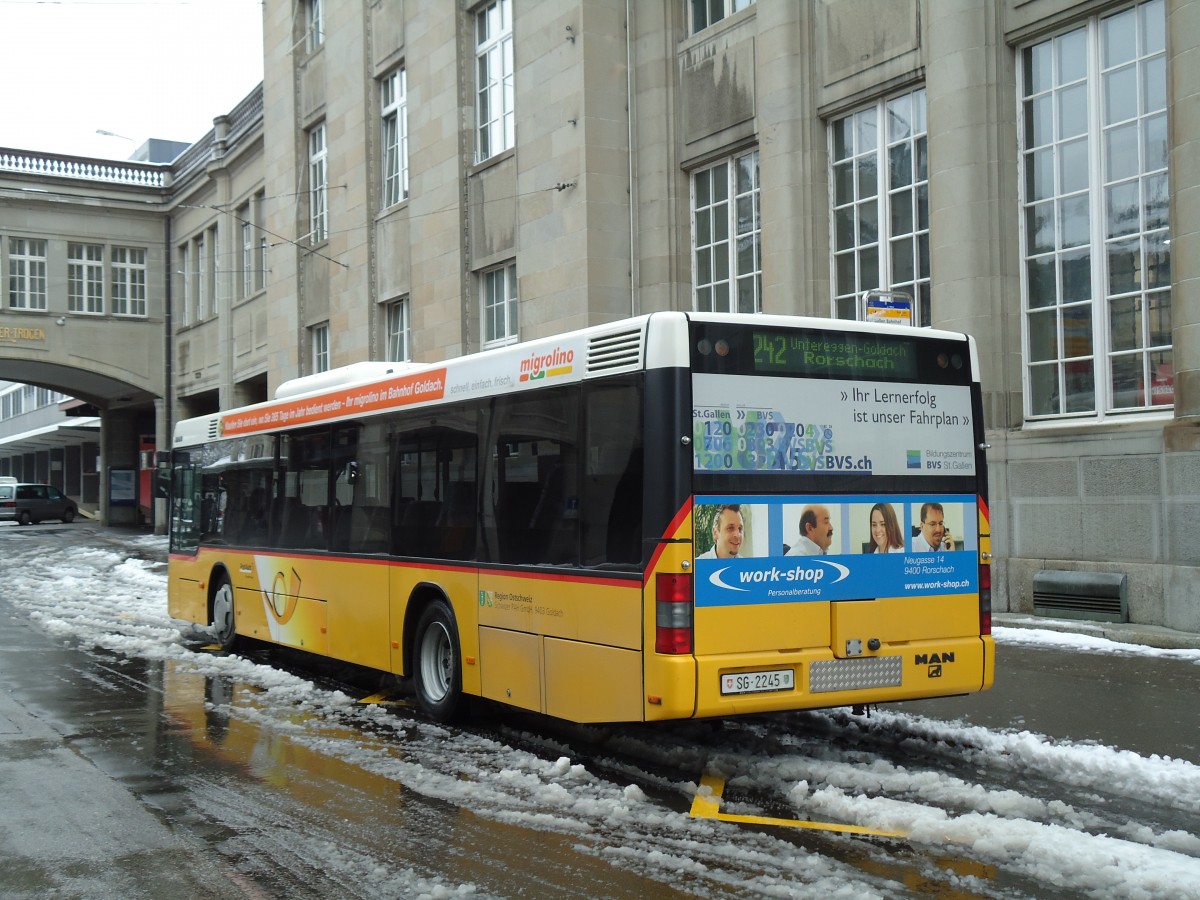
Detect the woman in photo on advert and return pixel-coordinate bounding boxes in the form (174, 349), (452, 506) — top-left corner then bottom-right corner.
(865, 502), (905, 553)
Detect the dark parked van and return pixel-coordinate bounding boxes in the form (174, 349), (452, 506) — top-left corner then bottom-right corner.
(0, 481), (78, 525)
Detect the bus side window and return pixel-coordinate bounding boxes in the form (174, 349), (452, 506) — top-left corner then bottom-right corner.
(331, 422), (390, 554)
(392, 407), (478, 560)
(484, 388), (579, 566)
(270, 430), (331, 550)
(170, 464), (201, 554)
(582, 381), (643, 568)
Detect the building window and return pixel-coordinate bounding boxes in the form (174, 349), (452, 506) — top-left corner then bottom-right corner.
(481, 263), (517, 347)
(690, 0), (754, 33)
(68, 243), (104, 314)
(308, 123), (328, 243)
(194, 234), (206, 322)
(386, 297), (411, 362)
(312, 322), (330, 373)
(830, 88), (929, 325)
(7, 238), (47, 310)
(255, 190), (268, 293)
(240, 206), (254, 300)
(305, 0), (323, 52)
(691, 149), (761, 314)
(111, 247), (147, 317)
(475, 0), (514, 162)
(179, 245), (190, 326)
(382, 68), (408, 207)
(1019, 0), (1169, 418)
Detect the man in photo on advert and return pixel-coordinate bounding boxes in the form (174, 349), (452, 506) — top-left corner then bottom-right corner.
(913, 501), (955, 552)
(786, 504), (833, 556)
(698, 504), (744, 559)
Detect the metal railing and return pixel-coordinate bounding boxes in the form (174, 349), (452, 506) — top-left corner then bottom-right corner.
(0, 149), (168, 188)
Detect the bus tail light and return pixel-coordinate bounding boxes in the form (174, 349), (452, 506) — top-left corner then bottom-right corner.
(978, 562), (992, 635)
(655, 573), (693, 655)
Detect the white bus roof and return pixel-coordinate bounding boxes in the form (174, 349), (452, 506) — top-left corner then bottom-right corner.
(173, 312), (975, 449)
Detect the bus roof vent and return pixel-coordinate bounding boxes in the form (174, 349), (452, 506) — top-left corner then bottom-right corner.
(587, 327), (644, 375)
(207, 418), (221, 441)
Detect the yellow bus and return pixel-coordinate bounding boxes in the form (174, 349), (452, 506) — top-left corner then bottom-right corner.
(168, 312), (993, 723)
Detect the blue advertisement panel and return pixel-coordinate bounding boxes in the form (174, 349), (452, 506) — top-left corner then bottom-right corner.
(693, 494), (977, 607)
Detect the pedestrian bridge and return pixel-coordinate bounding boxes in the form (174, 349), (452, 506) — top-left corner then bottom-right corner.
(0, 146), (169, 524)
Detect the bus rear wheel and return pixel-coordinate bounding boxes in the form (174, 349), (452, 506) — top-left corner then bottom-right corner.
(210, 578), (239, 652)
(413, 600), (464, 722)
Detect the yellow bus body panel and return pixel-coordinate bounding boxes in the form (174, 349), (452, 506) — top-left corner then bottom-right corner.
(544, 637), (643, 723)
(168, 565), (207, 626)
(478, 627), (543, 711)
(693, 634), (992, 717)
(388, 562), (480, 690)
(830, 595), (981, 653)
(694, 602), (832, 654)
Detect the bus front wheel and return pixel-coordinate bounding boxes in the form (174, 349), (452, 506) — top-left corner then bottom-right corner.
(211, 578), (239, 652)
(413, 600), (464, 722)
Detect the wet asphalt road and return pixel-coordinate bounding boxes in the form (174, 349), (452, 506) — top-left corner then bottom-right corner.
(1, 523), (1198, 898)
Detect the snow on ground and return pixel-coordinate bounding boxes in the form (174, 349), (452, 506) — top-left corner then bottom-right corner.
(995, 620), (1200, 663)
(3, 530), (1199, 898)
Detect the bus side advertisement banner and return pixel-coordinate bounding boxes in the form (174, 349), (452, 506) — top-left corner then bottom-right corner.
(693, 494), (978, 607)
(692, 374), (976, 477)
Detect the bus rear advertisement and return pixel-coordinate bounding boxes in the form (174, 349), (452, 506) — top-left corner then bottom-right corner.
(168, 312), (993, 724)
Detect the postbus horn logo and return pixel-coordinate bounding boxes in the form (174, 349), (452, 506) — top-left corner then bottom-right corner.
(519, 346), (574, 382)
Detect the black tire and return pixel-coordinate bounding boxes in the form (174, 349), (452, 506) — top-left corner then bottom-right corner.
(210, 578), (239, 652)
(61, 508), (75, 524)
(17, 510), (31, 526)
(412, 600), (464, 722)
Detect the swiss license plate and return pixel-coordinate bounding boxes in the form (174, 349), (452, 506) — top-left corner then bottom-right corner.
(720, 668), (795, 696)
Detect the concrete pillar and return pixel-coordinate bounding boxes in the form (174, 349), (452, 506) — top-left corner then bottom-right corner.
(100, 409), (142, 527)
(154, 397), (168, 535)
(923, 0), (1022, 431)
(1167, 0), (1200, 428)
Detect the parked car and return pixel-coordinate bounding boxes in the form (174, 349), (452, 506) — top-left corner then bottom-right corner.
(0, 482), (78, 525)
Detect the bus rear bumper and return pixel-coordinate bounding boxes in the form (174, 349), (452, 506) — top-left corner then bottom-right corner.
(692, 635), (993, 718)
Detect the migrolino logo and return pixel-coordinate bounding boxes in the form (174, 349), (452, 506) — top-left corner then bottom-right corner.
(519, 346), (574, 382)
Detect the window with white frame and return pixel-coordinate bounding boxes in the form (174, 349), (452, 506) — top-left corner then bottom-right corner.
(7, 238), (47, 310)
(690, 0), (755, 34)
(829, 88), (929, 325)
(481, 262), (517, 347)
(255, 190), (267, 293)
(308, 123), (328, 243)
(240, 206), (254, 300)
(1019, 0), (1169, 418)
(382, 68), (408, 207)
(204, 225), (218, 317)
(306, 0), (323, 52)
(312, 322), (330, 373)
(475, 0), (514, 162)
(194, 234), (206, 322)
(111, 247), (147, 316)
(386, 297), (411, 362)
(691, 148), (761, 313)
(179, 245), (190, 326)
(68, 243), (104, 314)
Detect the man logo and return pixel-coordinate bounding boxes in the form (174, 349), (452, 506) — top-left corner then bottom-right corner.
(914, 651), (954, 665)
(927, 664), (943, 678)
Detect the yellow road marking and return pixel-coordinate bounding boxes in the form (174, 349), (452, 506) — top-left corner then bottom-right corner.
(357, 691), (412, 707)
(690, 773), (909, 839)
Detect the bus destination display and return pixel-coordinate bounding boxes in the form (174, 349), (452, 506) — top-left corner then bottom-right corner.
(752, 331), (919, 380)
